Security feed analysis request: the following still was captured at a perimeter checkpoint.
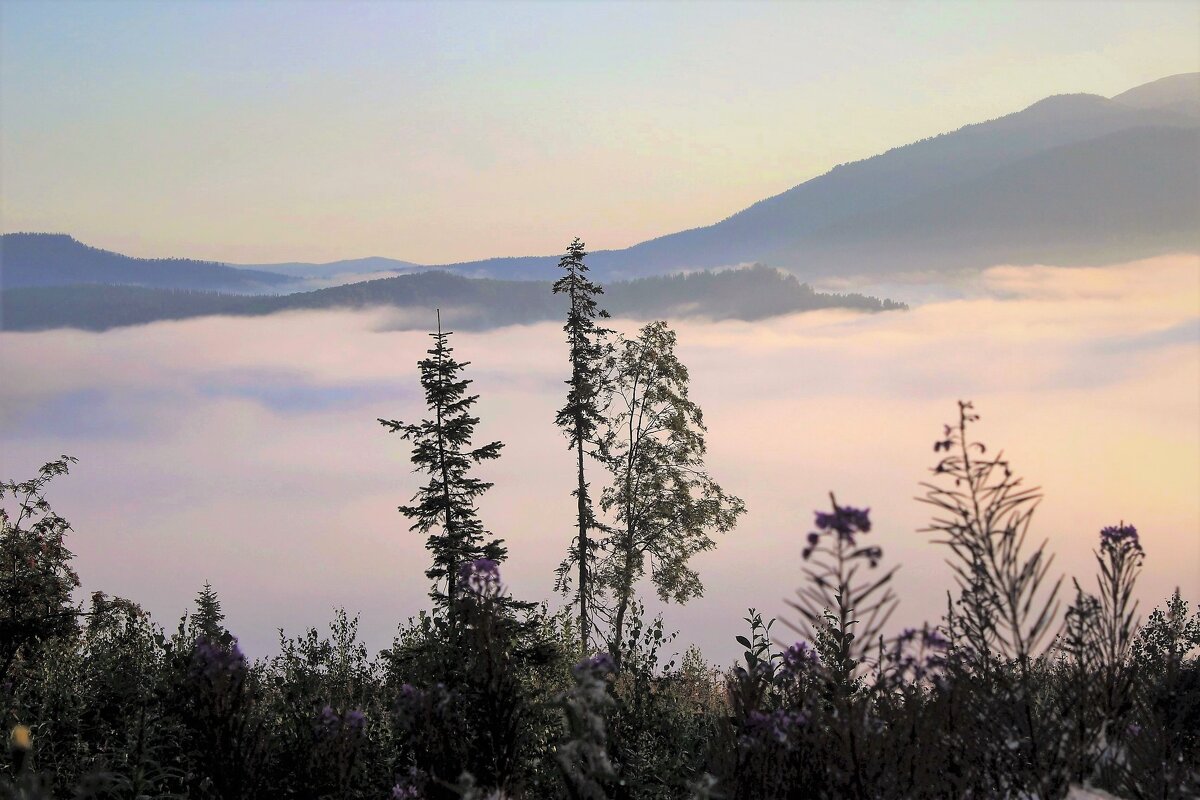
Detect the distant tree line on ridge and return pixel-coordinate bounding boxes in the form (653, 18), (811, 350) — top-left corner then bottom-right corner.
(0, 263), (905, 332)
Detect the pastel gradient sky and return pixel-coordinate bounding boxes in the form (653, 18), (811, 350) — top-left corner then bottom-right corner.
(2, 0), (1198, 264)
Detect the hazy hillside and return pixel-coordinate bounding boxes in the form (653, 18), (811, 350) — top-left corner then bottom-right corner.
(420, 74), (1200, 280)
(1112, 72), (1200, 117)
(231, 256), (424, 279)
(0, 264), (904, 332)
(0, 233), (299, 292)
(4, 75), (1196, 291)
(769, 126), (1200, 275)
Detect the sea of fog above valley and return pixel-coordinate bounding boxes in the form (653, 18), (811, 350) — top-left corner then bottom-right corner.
(0, 254), (1196, 661)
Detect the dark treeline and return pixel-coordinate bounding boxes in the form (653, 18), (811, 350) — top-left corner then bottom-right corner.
(0, 264), (904, 333)
(1, 241), (1195, 799)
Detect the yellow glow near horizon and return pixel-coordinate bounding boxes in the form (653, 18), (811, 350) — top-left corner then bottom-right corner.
(1, 1), (1198, 264)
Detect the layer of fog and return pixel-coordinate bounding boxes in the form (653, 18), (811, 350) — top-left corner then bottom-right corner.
(1, 254), (1197, 664)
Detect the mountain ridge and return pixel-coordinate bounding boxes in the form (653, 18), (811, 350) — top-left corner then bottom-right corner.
(0, 232), (299, 292)
(415, 77), (1199, 280)
(3, 73), (1197, 287)
(763, 125), (1200, 274)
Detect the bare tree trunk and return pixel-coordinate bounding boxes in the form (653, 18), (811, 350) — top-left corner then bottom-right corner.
(435, 310), (458, 618)
(610, 522), (637, 667)
(575, 434), (590, 655)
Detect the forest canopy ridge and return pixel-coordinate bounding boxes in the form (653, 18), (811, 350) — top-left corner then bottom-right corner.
(0, 264), (906, 333)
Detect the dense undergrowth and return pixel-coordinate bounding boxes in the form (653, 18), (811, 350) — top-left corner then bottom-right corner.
(3, 404), (1197, 799)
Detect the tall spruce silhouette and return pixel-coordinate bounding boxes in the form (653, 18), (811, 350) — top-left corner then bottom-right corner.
(190, 581), (227, 643)
(379, 310), (506, 614)
(552, 238), (611, 655)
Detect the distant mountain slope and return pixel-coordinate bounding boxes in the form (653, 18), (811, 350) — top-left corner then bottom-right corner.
(231, 256), (424, 279)
(0, 233), (298, 291)
(6, 73), (1196, 290)
(1112, 73), (1200, 117)
(0, 265), (904, 332)
(422, 75), (1200, 281)
(769, 125), (1200, 275)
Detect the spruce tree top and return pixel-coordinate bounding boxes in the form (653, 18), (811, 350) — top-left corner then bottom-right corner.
(379, 313), (506, 608)
(553, 238), (610, 448)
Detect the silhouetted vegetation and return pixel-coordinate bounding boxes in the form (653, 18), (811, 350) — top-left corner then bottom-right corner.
(378, 311), (508, 615)
(2, 294), (1195, 798)
(551, 239), (611, 656)
(593, 320), (745, 664)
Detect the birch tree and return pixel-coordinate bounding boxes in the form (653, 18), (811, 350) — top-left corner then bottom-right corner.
(595, 321), (745, 661)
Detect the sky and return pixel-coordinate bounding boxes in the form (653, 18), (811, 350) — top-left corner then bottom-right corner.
(2, 0), (1199, 264)
(1, 255), (1197, 661)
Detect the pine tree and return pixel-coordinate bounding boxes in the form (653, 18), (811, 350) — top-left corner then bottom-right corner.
(595, 321), (745, 663)
(552, 238), (611, 655)
(380, 311), (506, 614)
(191, 581), (227, 643)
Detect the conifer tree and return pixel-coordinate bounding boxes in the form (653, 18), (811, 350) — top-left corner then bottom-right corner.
(190, 581), (227, 643)
(379, 311), (506, 614)
(596, 321), (745, 663)
(552, 238), (611, 654)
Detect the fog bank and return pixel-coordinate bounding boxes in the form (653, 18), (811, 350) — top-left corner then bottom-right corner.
(1, 254), (1196, 662)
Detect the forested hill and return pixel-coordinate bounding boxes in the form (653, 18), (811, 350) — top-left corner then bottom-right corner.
(0, 233), (299, 292)
(0, 264), (905, 332)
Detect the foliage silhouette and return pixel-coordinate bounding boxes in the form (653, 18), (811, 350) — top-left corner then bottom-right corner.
(594, 321), (746, 664)
(1, 360), (1196, 800)
(552, 238), (612, 656)
(379, 311), (506, 615)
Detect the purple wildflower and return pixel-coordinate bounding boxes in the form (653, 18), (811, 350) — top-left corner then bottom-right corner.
(319, 704), (338, 728)
(781, 641), (820, 677)
(922, 629), (950, 651)
(859, 545), (883, 568)
(457, 558), (502, 597)
(394, 683), (425, 725)
(391, 768), (427, 799)
(344, 709), (367, 734)
(574, 651), (615, 677)
(815, 505), (871, 537)
(740, 708), (809, 747)
(804, 502), (879, 563)
(1100, 523), (1143, 557)
(316, 705), (367, 738)
(191, 638), (246, 681)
